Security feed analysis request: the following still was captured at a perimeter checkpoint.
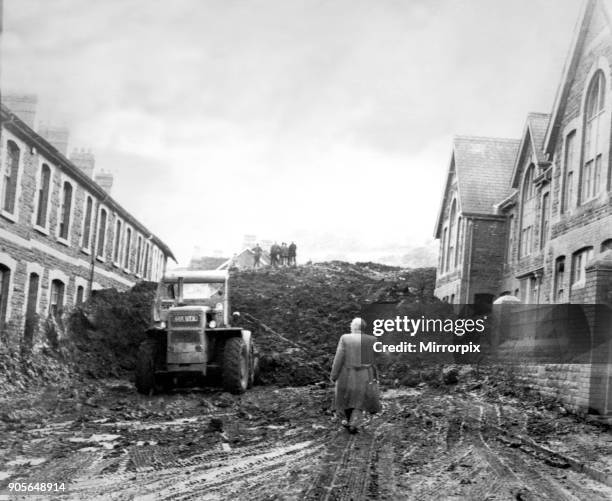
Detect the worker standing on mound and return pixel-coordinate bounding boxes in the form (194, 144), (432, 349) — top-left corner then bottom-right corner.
(330, 317), (381, 433)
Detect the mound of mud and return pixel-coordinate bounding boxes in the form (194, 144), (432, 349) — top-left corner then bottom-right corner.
(231, 262), (437, 386)
(67, 282), (158, 378)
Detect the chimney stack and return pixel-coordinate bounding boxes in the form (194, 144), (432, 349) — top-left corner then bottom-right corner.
(38, 123), (70, 156)
(70, 148), (95, 178)
(3, 93), (38, 129)
(95, 171), (114, 194)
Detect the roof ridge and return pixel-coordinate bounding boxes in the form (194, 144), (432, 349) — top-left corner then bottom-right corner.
(454, 135), (520, 143)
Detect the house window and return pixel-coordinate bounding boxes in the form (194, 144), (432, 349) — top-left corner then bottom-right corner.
(446, 200), (457, 272)
(507, 214), (515, 263)
(571, 247), (594, 286)
(143, 242), (150, 279)
(440, 228), (447, 273)
(455, 217), (462, 266)
(36, 164), (51, 227)
(58, 181), (73, 240)
(529, 276), (538, 304)
(76, 285), (84, 305)
(82, 197), (93, 249)
(124, 227), (132, 270)
(2, 141), (20, 213)
(601, 239), (612, 252)
(540, 192), (550, 249)
(581, 71), (605, 202)
(554, 257), (565, 302)
(113, 219), (122, 263)
(49, 279), (65, 318)
(519, 165), (536, 257)
(136, 235), (143, 274)
(0, 265), (10, 326)
(96, 208), (107, 258)
(563, 131), (576, 212)
(24, 272), (39, 344)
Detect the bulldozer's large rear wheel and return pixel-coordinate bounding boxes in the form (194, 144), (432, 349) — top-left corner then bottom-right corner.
(222, 337), (249, 394)
(135, 339), (159, 395)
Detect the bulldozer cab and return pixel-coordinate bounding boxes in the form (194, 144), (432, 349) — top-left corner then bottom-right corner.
(156, 269), (231, 328)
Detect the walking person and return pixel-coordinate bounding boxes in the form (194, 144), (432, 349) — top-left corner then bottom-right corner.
(330, 318), (381, 433)
(288, 241), (297, 266)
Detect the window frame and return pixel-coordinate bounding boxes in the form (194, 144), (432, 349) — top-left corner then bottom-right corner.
(80, 195), (94, 253)
(57, 178), (74, 245)
(33, 162), (53, 233)
(580, 70), (606, 204)
(96, 206), (108, 261)
(0, 137), (23, 222)
(571, 247), (594, 287)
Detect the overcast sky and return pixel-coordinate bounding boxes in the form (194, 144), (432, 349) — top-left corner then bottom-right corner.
(1, 0), (582, 266)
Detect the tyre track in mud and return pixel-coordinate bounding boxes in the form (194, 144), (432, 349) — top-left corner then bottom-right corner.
(457, 400), (611, 500)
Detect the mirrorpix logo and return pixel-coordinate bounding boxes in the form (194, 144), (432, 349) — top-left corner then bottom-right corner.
(370, 315), (486, 354)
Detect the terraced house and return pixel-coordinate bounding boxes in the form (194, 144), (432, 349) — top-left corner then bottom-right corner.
(0, 95), (174, 344)
(435, 0), (612, 308)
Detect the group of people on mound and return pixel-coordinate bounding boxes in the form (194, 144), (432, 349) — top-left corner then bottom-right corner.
(251, 242), (297, 268)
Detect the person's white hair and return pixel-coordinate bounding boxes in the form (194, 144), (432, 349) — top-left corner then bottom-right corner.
(350, 317), (366, 333)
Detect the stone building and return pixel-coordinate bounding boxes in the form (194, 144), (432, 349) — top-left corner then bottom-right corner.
(0, 97), (174, 345)
(435, 0), (612, 308)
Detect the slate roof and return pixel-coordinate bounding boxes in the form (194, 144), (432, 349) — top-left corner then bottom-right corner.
(510, 112), (551, 187)
(453, 136), (520, 214)
(434, 136), (520, 237)
(526, 112), (550, 163)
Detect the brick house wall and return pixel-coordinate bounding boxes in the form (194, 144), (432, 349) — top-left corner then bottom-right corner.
(433, 0), (612, 415)
(0, 105), (174, 348)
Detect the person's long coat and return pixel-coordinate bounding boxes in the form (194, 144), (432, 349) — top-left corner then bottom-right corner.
(331, 333), (381, 414)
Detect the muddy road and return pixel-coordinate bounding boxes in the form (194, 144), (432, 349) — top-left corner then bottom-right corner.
(1, 380), (612, 500)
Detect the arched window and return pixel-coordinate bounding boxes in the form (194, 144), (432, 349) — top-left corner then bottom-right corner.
(124, 227), (132, 270)
(76, 285), (84, 306)
(0, 264), (10, 326)
(446, 200), (457, 272)
(554, 256), (566, 302)
(136, 235), (143, 274)
(59, 181), (73, 240)
(571, 247), (594, 286)
(519, 165), (536, 257)
(440, 228), (447, 273)
(540, 192), (550, 249)
(455, 216), (462, 266)
(113, 219), (122, 263)
(581, 71), (606, 202)
(2, 141), (20, 213)
(143, 242), (150, 279)
(96, 208), (107, 258)
(36, 164), (51, 227)
(601, 239), (612, 252)
(82, 196), (93, 249)
(49, 279), (65, 318)
(24, 272), (39, 344)
(562, 131), (576, 212)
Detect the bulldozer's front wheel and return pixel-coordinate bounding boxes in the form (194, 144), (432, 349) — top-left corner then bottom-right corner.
(135, 339), (159, 395)
(222, 337), (249, 394)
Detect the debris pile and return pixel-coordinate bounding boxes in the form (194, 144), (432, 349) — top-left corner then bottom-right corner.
(231, 262), (438, 385)
(67, 282), (158, 378)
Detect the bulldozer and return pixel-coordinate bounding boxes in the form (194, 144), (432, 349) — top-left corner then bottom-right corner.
(135, 269), (259, 395)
